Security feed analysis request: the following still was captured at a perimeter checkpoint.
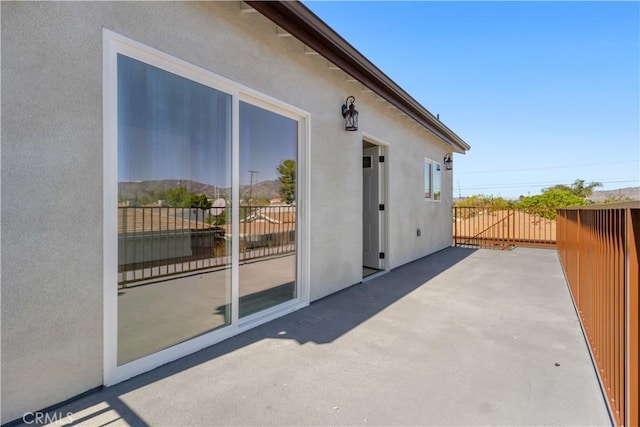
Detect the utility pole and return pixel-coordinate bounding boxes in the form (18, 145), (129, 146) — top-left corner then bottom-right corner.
(248, 170), (259, 207)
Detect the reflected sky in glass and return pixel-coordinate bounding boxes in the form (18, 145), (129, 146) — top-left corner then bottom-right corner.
(434, 163), (441, 198)
(239, 102), (297, 317)
(425, 161), (432, 198)
(117, 54), (298, 188)
(117, 54), (231, 187)
(240, 102), (297, 185)
(116, 54), (233, 365)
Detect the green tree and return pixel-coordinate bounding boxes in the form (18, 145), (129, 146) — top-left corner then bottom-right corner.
(545, 179), (602, 199)
(514, 179), (602, 218)
(455, 179), (600, 220)
(454, 194), (512, 210)
(161, 186), (191, 207)
(190, 193), (212, 210)
(277, 159), (296, 204)
(138, 193), (153, 206)
(515, 189), (585, 219)
(205, 210), (227, 226)
(602, 195), (633, 204)
(152, 187), (213, 208)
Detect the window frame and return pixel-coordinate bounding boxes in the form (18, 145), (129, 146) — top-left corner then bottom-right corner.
(103, 29), (310, 386)
(424, 158), (441, 202)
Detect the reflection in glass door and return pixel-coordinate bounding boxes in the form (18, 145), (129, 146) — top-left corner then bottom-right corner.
(238, 102), (297, 318)
(114, 50), (301, 369)
(116, 54), (232, 365)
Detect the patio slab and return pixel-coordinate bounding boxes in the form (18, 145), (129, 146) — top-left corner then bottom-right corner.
(20, 247), (611, 426)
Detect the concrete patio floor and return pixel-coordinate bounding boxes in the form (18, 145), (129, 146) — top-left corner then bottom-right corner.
(25, 247), (611, 426)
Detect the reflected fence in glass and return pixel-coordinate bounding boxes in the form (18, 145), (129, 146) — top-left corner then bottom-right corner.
(237, 204), (297, 317)
(115, 54), (300, 365)
(116, 205), (232, 365)
(118, 206), (229, 286)
(117, 204), (296, 288)
(116, 203), (297, 352)
(116, 52), (233, 365)
(238, 101), (298, 318)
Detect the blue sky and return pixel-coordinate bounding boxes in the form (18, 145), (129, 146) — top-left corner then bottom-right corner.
(305, 1), (640, 198)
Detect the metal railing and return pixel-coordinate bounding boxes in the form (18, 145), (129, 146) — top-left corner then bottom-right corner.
(453, 207), (556, 249)
(239, 205), (296, 262)
(557, 203), (639, 427)
(118, 205), (296, 287)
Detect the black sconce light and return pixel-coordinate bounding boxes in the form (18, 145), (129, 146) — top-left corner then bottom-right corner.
(444, 153), (453, 170)
(341, 96), (358, 131)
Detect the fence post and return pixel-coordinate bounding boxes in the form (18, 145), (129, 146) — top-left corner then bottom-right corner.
(626, 208), (639, 427)
(509, 208), (513, 248)
(454, 207), (457, 246)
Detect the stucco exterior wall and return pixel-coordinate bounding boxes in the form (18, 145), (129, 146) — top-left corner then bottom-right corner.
(360, 102), (454, 271)
(1, 2), (456, 422)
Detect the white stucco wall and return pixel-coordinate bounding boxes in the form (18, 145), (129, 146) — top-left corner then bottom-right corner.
(1, 2), (457, 422)
(359, 103), (454, 272)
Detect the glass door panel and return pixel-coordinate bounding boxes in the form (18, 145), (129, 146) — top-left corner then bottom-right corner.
(238, 102), (297, 317)
(117, 54), (232, 365)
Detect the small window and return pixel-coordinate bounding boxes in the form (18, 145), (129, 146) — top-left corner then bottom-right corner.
(424, 158), (441, 201)
(363, 156), (372, 169)
(433, 163), (441, 200)
(424, 160), (432, 199)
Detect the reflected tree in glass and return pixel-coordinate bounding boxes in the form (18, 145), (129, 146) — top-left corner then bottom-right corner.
(238, 102), (298, 317)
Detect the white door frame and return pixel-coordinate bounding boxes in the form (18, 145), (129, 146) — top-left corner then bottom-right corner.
(363, 144), (381, 269)
(362, 132), (389, 275)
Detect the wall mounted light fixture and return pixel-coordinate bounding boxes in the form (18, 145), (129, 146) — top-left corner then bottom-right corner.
(341, 96), (358, 131)
(444, 153), (453, 170)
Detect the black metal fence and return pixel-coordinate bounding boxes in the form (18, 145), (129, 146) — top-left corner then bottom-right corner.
(118, 205), (296, 286)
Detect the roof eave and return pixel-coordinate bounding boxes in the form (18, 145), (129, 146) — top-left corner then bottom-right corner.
(245, 0), (470, 153)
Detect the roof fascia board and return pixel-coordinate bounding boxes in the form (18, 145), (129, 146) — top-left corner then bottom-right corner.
(244, 0), (470, 153)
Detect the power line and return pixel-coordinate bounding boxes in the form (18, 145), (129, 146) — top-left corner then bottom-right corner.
(463, 178), (638, 189)
(457, 161), (638, 175)
(460, 178), (639, 192)
(248, 170), (259, 206)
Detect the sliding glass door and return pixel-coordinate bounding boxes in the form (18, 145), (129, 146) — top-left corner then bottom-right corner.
(116, 54), (232, 365)
(238, 102), (297, 318)
(108, 37), (305, 376)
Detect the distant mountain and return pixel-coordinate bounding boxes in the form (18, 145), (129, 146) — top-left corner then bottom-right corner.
(118, 180), (228, 201)
(588, 186), (640, 202)
(119, 179), (282, 202)
(239, 180), (281, 201)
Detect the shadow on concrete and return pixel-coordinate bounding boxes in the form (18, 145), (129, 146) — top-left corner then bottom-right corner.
(258, 246), (477, 345)
(10, 247), (475, 427)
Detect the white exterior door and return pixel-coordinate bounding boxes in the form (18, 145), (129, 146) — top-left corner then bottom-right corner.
(363, 145), (382, 269)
